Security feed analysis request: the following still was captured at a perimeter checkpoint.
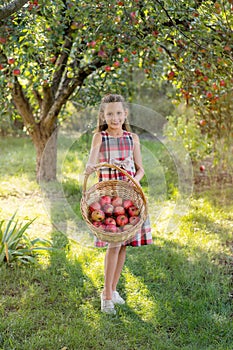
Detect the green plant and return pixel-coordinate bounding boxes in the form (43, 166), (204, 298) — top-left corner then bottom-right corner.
(164, 110), (213, 163)
(0, 213), (53, 265)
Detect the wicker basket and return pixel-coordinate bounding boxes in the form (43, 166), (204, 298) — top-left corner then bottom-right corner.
(80, 162), (148, 243)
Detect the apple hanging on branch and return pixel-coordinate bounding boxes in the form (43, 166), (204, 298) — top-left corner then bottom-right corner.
(13, 68), (20, 76)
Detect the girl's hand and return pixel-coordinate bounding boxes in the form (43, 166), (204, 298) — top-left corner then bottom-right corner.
(85, 163), (97, 175)
(127, 177), (140, 187)
(133, 177), (141, 187)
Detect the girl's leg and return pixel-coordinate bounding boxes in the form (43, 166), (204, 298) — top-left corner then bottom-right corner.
(103, 245), (121, 300)
(112, 245), (127, 292)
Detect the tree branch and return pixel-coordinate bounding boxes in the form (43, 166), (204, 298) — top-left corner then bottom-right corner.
(40, 84), (54, 120)
(153, 0), (207, 50)
(33, 89), (43, 109)
(51, 29), (74, 96)
(0, 0), (28, 20)
(43, 58), (105, 130)
(12, 77), (36, 131)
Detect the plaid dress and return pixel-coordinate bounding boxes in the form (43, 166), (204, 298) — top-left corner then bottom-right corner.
(95, 130), (153, 247)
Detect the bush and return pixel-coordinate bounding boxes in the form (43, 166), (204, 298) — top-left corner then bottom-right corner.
(164, 108), (213, 163)
(0, 213), (53, 265)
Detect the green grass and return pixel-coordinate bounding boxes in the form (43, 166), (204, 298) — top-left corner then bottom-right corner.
(0, 135), (232, 350)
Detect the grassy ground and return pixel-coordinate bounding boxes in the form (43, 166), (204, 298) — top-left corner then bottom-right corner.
(0, 135), (232, 350)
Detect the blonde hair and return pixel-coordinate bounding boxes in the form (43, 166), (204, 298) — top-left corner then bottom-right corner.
(96, 94), (130, 132)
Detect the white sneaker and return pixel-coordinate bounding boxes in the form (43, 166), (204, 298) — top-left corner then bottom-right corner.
(100, 293), (116, 315)
(112, 291), (125, 305)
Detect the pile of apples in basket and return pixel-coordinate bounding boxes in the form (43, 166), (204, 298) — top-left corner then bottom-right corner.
(89, 195), (140, 233)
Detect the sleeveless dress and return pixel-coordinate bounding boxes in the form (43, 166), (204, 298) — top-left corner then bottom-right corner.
(94, 130), (153, 247)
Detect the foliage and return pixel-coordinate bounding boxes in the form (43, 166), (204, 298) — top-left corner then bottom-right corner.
(0, 108), (24, 136)
(0, 0), (232, 121)
(164, 105), (213, 163)
(164, 102), (233, 180)
(0, 213), (53, 265)
(0, 0), (232, 180)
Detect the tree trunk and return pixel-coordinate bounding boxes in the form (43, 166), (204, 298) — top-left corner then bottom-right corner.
(33, 126), (58, 183)
(0, 0), (28, 20)
(12, 78), (59, 182)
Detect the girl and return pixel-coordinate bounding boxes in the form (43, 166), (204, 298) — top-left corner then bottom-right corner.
(85, 94), (153, 315)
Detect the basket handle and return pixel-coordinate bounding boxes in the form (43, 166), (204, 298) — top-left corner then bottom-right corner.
(83, 162), (147, 207)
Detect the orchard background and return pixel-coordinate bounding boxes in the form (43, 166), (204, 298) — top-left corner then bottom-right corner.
(0, 0), (232, 183)
(0, 2), (233, 349)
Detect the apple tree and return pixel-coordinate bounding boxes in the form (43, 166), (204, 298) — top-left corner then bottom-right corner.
(160, 0), (233, 173)
(0, 0), (232, 180)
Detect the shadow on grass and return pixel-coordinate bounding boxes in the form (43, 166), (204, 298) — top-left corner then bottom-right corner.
(121, 239), (232, 350)
(1, 181), (233, 350)
(1, 234), (232, 350)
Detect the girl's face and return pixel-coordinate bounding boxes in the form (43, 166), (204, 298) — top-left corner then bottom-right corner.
(103, 102), (127, 130)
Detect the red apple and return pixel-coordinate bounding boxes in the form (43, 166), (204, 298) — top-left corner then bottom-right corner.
(199, 120), (207, 126)
(130, 11), (136, 19)
(105, 66), (111, 72)
(0, 64), (4, 70)
(220, 80), (226, 86)
(98, 50), (107, 58)
(89, 201), (101, 212)
(206, 91), (213, 99)
(111, 196), (123, 207)
(91, 209), (105, 222)
(8, 57), (15, 65)
(128, 205), (140, 217)
(123, 57), (130, 63)
(92, 221), (106, 230)
(116, 215), (128, 227)
(90, 40), (96, 47)
(113, 206), (125, 216)
(129, 216), (140, 226)
(167, 71), (175, 80)
(200, 165), (205, 172)
(100, 195), (111, 207)
(103, 204), (114, 216)
(0, 37), (7, 44)
(105, 217), (116, 226)
(195, 69), (203, 76)
(113, 61), (120, 68)
(123, 199), (133, 210)
(13, 68), (20, 76)
(152, 30), (159, 37)
(49, 56), (57, 64)
(105, 224), (117, 233)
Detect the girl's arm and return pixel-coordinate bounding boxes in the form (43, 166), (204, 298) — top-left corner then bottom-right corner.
(85, 132), (102, 174)
(132, 133), (145, 184)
